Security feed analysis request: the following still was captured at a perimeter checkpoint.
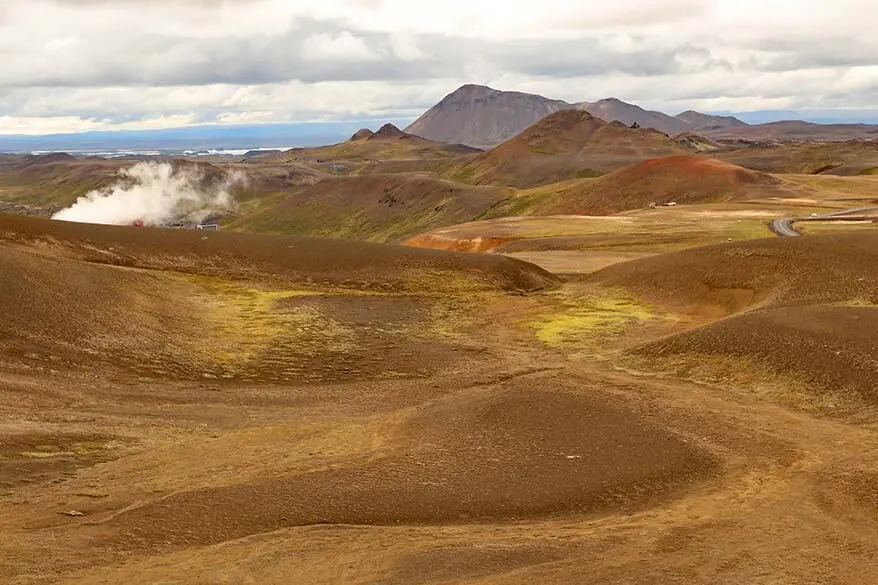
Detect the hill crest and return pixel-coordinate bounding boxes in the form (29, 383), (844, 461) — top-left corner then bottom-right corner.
(453, 109), (689, 188)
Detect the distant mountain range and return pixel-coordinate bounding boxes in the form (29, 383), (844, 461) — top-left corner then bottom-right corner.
(3, 85), (878, 154)
(406, 85), (878, 148)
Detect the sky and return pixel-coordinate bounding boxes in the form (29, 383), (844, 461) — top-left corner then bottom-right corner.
(1, 0), (877, 135)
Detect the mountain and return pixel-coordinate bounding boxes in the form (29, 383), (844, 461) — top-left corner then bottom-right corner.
(675, 110), (748, 130)
(370, 123), (409, 140)
(452, 109), (689, 188)
(350, 128), (375, 141)
(577, 98), (689, 135)
(407, 85), (878, 149)
(407, 85), (719, 148)
(405, 84), (570, 149)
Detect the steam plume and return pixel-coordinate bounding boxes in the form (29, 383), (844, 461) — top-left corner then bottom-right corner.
(52, 161), (244, 226)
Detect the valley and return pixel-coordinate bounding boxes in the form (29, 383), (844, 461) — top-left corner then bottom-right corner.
(1, 86), (877, 585)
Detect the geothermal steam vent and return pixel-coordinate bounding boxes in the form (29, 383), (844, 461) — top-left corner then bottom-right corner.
(52, 161), (243, 226)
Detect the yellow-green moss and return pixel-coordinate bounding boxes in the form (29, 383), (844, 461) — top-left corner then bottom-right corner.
(528, 296), (658, 347)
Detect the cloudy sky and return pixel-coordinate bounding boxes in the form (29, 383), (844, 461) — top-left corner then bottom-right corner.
(1, 0), (877, 134)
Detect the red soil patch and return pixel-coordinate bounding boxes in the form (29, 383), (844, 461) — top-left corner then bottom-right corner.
(404, 233), (510, 253)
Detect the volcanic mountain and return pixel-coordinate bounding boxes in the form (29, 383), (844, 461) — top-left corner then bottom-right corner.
(405, 84), (570, 149)
(408, 84), (878, 148)
(452, 109), (689, 188)
(406, 84), (743, 148)
(578, 98), (689, 135)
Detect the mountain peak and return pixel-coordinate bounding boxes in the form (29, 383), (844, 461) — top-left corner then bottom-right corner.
(406, 85), (570, 148)
(578, 98), (688, 134)
(349, 128), (375, 141)
(371, 123), (407, 140)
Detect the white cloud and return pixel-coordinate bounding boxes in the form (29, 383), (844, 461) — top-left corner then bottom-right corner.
(300, 31), (377, 62)
(0, 0), (876, 134)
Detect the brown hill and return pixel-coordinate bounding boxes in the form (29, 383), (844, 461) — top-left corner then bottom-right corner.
(707, 120), (878, 142)
(530, 156), (813, 215)
(587, 231), (878, 411)
(0, 210), (556, 386)
(675, 110), (748, 131)
(632, 304), (878, 407)
(285, 124), (480, 168)
(227, 174), (510, 242)
(0, 213), (557, 295)
(370, 123), (408, 140)
(715, 140), (878, 175)
(0, 154), (128, 208)
(673, 132), (723, 152)
(405, 84), (571, 148)
(106, 381), (712, 542)
(578, 98), (689, 135)
(349, 128), (375, 141)
(454, 110), (690, 188)
(587, 231), (878, 314)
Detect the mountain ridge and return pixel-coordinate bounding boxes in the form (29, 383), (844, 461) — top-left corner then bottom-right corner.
(406, 84), (878, 148)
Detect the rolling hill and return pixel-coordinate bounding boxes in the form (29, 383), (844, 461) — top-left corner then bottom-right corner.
(452, 109), (690, 188)
(516, 156), (815, 216)
(226, 174), (510, 242)
(588, 232), (878, 410)
(675, 110), (749, 130)
(587, 231), (878, 312)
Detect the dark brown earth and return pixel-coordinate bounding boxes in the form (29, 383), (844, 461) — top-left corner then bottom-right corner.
(4, 112), (878, 585)
(3, 213), (878, 585)
(633, 304), (878, 410)
(587, 231), (878, 313)
(715, 140), (878, 175)
(0, 213), (555, 292)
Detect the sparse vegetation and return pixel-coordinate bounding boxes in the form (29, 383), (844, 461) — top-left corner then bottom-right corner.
(2, 102), (878, 585)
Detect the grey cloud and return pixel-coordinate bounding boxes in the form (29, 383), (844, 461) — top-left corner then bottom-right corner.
(747, 38), (878, 71)
(0, 16), (721, 89)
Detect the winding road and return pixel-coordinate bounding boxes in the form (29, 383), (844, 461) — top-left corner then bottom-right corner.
(770, 207), (878, 237)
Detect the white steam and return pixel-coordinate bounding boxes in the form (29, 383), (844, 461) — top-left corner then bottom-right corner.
(52, 161), (245, 226)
